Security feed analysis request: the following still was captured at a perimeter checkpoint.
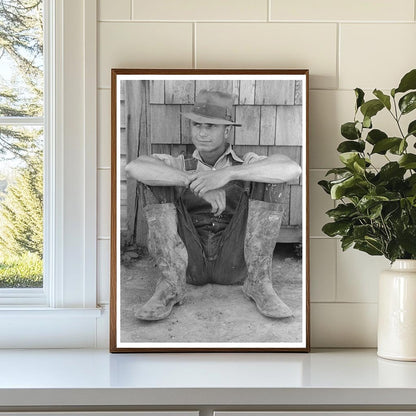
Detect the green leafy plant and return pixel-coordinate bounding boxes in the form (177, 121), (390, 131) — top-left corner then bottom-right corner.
(319, 69), (416, 262)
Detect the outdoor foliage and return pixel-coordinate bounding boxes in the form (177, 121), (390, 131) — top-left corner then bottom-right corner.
(0, 153), (43, 258)
(0, 252), (42, 288)
(0, 0), (43, 161)
(319, 69), (416, 263)
(0, 0), (43, 287)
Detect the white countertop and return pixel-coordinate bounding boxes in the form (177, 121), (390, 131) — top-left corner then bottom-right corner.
(0, 349), (416, 407)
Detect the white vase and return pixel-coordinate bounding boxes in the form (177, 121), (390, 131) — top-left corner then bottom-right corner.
(378, 259), (416, 361)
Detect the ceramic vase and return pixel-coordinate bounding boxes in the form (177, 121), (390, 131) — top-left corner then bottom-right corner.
(378, 259), (416, 361)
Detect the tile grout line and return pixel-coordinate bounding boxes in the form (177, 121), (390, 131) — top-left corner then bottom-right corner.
(97, 19), (415, 24)
(311, 301), (378, 305)
(333, 230), (338, 302)
(336, 22), (340, 90)
(130, 0), (133, 20)
(193, 22), (197, 68)
(192, 22), (197, 69)
(267, 0), (271, 22)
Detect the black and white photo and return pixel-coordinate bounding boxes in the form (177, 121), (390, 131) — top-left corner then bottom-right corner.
(110, 70), (309, 352)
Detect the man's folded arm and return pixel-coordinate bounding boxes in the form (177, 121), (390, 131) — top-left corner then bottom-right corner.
(230, 153), (302, 184)
(125, 155), (195, 187)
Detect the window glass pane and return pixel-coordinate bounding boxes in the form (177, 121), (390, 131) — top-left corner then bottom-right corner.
(0, 126), (43, 288)
(0, 0), (44, 117)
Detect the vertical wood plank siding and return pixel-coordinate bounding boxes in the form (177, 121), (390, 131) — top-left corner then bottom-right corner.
(121, 80), (303, 244)
(235, 106), (261, 145)
(165, 80), (195, 104)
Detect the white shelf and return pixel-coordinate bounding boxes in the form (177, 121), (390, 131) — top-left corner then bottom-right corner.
(0, 349), (415, 408)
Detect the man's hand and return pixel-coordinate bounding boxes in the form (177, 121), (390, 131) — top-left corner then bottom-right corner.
(198, 189), (226, 216)
(189, 169), (233, 196)
(184, 171), (198, 187)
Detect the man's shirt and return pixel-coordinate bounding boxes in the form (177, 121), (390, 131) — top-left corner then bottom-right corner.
(151, 145), (266, 172)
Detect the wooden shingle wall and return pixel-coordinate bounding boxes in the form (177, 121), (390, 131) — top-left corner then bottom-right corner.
(120, 80), (303, 246)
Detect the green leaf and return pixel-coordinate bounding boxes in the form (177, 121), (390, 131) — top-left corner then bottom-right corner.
(395, 69), (416, 94)
(326, 203), (357, 220)
(363, 116), (372, 129)
(386, 240), (402, 262)
(369, 203), (383, 220)
(318, 180), (331, 194)
(366, 129), (387, 145)
(373, 89), (391, 110)
(330, 175), (365, 200)
(354, 241), (383, 256)
(352, 224), (374, 240)
(391, 88), (396, 98)
(339, 152), (360, 167)
(399, 154), (416, 169)
(341, 235), (355, 251)
(377, 162), (406, 182)
(397, 227), (416, 255)
(357, 195), (389, 211)
(322, 221), (351, 237)
(325, 167), (352, 176)
(360, 99), (384, 119)
(407, 120), (416, 137)
(355, 88), (365, 110)
(337, 140), (365, 153)
(399, 92), (416, 115)
(371, 137), (402, 154)
(353, 158), (366, 174)
(389, 139), (408, 155)
(341, 122), (361, 140)
(406, 175), (416, 196)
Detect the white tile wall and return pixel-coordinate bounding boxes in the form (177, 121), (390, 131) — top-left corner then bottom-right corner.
(96, 0), (416, 347)
(98, 22), (193, 88)
(99, 0), (131, 21)
(311, 303), (378, 347)
(132, 0), (268, 21)
(196, 23), (338, 89)
(270, 0), (415, 22)
(339, 24), (416, 90)
(310, 239), (336, 302)
(309, 90), (355, 169)
(336, 246), (390, 303)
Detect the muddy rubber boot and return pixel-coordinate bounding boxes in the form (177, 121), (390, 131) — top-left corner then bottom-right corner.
(242, 199), (293, 319)
(134, 203), (188, 321)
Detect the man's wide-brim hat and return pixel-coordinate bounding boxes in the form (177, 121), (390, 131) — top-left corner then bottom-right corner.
(181, 89), (242, 126)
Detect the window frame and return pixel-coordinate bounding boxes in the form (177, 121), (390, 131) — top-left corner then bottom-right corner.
(0, 0), (101, 348)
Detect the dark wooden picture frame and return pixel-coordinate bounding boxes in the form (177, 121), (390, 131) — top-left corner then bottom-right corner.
(110, 69), (310, 352)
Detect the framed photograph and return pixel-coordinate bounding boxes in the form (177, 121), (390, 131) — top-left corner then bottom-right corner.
(110, 69), (310, 352)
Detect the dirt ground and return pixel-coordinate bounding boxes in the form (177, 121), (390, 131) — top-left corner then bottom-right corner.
(120, 244), (303, 344)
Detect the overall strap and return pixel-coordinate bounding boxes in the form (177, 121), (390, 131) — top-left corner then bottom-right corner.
(184, 157), (198, 171)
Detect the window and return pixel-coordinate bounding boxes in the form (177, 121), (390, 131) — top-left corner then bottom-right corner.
(0, 0), (100, 348)
(0, 0), (44, 292)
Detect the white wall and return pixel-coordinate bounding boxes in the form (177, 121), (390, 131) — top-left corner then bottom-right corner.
(95, 0), (416, 348)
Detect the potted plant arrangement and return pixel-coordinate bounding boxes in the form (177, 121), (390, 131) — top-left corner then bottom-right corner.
(319, 68), (416, 361)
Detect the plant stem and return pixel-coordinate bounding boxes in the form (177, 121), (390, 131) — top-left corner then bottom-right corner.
(390, 97), (406, 139)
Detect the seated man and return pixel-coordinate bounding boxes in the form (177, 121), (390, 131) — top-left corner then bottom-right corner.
(125, 89), (301, 321)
